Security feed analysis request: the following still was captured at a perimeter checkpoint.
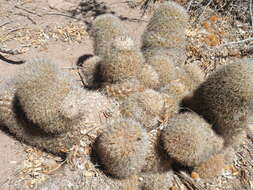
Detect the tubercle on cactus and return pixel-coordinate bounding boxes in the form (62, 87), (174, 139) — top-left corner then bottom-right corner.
(100, 36), (144, 84)
(119, 89), (165, 131)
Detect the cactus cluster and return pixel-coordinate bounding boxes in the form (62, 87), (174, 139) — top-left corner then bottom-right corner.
(0, 1), (251, 189)
(0, 59), (115, 155)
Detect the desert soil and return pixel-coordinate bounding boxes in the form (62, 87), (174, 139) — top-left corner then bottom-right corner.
(0, 0), (253, 189)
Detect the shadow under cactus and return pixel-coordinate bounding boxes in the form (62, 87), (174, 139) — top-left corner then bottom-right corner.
(70, 0), (113, 19)
(69, 0), (146, 31)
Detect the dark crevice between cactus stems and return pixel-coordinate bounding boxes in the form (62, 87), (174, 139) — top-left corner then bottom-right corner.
(76, 54), (93, 67)
(13, 96), (59, 137)
(90, 139), (122, 179)
(158, 130), (193, 173)
(76, 55), (104, 90)
(12, 96), (67, 157)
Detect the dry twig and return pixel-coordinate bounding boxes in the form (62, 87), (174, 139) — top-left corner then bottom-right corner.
(14, 5), (42, 17)
(175, 171), (205, 190)
(43, 13), (81, 21)
(218, 37), (253, 48)
(77, 68), (87, 87)
(15, 13), (36, 24)
(0, 46), (24, 55)
(0, 21), (12, 28)
(250, 0), (253, 31)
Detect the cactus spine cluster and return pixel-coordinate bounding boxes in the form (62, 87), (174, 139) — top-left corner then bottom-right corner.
(91, 14), (127, 57)
(100, 36), (144, 83)
(95, 118), (149, 178)
(80, 55), (102, 88)
(137, 64), (160, 89)
(120, 89), (166, 131)
(145, 53), (179, 88)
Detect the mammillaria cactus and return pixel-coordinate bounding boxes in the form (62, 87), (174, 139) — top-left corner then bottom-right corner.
(141, 1), (188, 51)
(143, 48), (187, 67)
(92, 14), (144, 85)
(161, 112), (224, 167)
(102, 79), (145, 100)
(145, 53), (179, 88)
(179, 62), (205, 92)
(0, 59), (115, 155)
(183, 62), (205, 84)
(160, 79), (190, 102)
(120, 89), (165, 131)
(1, 1), (249, 189)
(142, 129), (172, 173)
(14, 59), (77, 134)
(137, 64), (160, 89)
(91, 14), (127, 57)
(94, 118), (149, 178)
(80, 55), (102, 88)
(0, 79), (73, 155)
(100, 36), (144, 83)
(182, 59), (253, 146)
(141, 1), (189, 70)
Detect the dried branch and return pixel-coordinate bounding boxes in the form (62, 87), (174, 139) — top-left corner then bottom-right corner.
(0, 21), (12, 28)
(218, 37), (253, 48)
(175, 171), (205, 190)
(0, 46), (24, 55)
(15, 13), (36, 24)
(250, 0), (253, 31)
(77, 68), (87, 87)
(14, 5), (42, 17)
(43, 13), (81, 21)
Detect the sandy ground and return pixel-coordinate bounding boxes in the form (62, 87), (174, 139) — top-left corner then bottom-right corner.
(0, 0), (253, 189)
(0, 132), (25, 185)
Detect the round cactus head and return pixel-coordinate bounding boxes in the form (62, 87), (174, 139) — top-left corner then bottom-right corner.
(137, 64), (160, 89)
(141, 1), (188, 50)
(95, 118), (149, 178)
(91, 14), (127, 57)
(161, 112), (224, 167)
(120, 89), (165, 131)
(100, 36), (144, 83)
(14, 58), (75, 134)
(146, 53), (178, 88)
